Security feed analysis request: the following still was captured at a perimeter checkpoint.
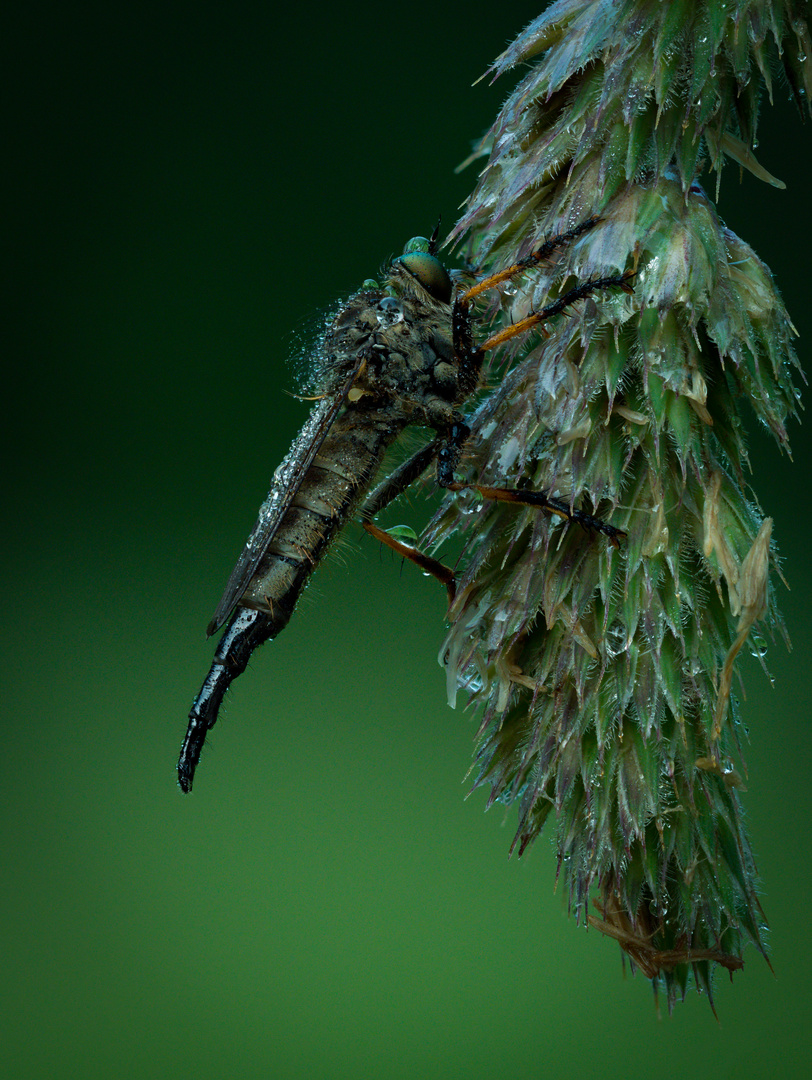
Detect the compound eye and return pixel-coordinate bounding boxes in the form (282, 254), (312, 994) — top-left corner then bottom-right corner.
(396, 251), (452, 304)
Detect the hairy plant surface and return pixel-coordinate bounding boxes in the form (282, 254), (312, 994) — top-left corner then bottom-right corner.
(429, 0), (810, 1010)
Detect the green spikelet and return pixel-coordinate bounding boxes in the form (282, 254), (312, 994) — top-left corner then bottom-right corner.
(432, 0), (810, 1010)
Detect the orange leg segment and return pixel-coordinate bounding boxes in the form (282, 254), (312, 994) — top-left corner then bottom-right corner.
(362, 519), (457, 603)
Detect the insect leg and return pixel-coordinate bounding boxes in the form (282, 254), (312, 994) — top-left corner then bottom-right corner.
(452, 231), (633, 398)
(447, 262), (633, 547)
(435, 421), (626, 548)
(474, 270), (635, 355)
(361, 437), (442, 518)
(362, 520), (457, 602)
(460, 216), (603, 304)
(451, 208), (633, 380)
(359, 437), (458, 600)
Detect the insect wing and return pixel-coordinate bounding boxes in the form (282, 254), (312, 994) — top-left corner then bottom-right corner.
(206, 357), (365, 635)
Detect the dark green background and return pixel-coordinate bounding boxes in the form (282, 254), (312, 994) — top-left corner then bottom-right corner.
(5, 3), (812, 1077)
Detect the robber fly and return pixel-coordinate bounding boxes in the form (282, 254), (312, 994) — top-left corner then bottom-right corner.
(178, 219), (633, 792)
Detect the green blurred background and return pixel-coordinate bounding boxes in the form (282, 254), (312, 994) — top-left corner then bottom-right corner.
(5, 2), (812, 1077)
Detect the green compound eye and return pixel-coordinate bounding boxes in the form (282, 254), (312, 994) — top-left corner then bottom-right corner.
(395, 250), (452, 304)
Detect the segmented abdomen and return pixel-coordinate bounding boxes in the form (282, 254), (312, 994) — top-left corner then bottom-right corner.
(241, 409), (402, 620)
(179, 407), (404, 791)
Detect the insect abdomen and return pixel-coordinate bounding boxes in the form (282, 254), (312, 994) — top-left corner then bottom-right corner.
(179, 409), (403, 791)
(241, 411), (400, 615)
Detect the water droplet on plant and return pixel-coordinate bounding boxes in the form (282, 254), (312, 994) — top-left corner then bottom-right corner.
(749, 630), (768, 659)
(605, 623), (629, 657)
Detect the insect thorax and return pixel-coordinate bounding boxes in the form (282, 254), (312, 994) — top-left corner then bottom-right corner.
(323, 263), (462, 433)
